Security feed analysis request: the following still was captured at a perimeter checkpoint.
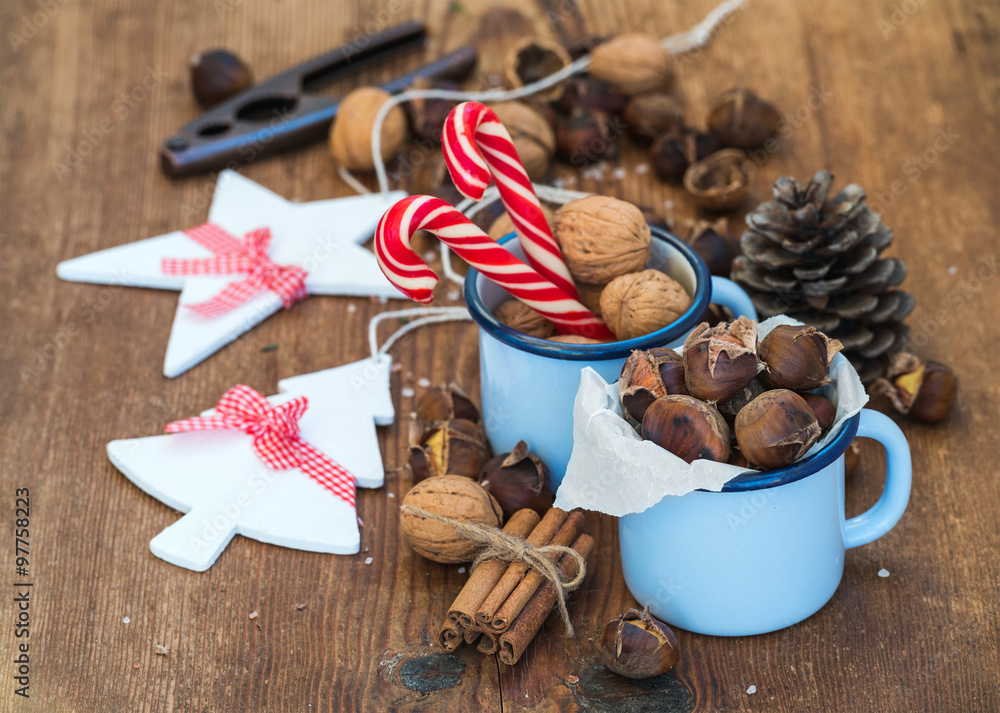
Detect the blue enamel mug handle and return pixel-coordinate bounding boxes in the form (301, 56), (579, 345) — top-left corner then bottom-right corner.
(843, 409), (912, 548)
(710, 276), (758, 321)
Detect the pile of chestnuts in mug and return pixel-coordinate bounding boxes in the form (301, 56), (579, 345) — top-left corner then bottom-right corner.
(620, 318), (843, 470)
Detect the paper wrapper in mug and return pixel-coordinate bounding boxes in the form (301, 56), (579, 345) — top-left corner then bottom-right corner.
(553, 316), (869, 516)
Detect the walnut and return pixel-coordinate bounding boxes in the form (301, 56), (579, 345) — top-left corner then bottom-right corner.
(329, 87), (407, 171)
(400, 475), (503, 563)
(552, 195), (652, 285)
(600, 269), (691, 341)
(491, 102), (555, 180)
(494, 299), (557, 338)
(487, 204), (555, 242)
(588, 34), (675, 96)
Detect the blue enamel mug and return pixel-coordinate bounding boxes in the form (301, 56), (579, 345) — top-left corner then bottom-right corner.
(464, 228), (756, 488)
(618, 407), (912, 636)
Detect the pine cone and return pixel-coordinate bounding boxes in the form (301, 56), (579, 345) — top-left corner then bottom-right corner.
(731, 171), (913, 383)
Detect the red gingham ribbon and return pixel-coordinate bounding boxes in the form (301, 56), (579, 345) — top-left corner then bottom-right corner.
(162, 223), (308, 318)
(165, 384), (356, 508)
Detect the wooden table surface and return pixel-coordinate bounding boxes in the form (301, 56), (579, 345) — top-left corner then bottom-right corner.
(2, 0), (998, 711)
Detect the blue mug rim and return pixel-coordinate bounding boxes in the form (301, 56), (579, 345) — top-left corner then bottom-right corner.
(717, 410), (860, 492)
(463, 227), (713, 361)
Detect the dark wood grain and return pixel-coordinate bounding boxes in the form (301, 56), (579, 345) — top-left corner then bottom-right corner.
(0, 1), (997, 712)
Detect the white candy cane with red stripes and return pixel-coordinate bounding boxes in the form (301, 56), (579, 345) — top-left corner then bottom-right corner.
(375, 195), (614, 340)
(442, 102), (580, 300)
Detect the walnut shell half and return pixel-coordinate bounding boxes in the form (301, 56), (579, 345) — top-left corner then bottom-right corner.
(553, 195), (652, 285)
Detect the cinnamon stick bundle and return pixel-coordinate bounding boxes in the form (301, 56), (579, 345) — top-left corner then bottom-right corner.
(499, 533), (595, 666)
(475, 508), (573, 630)
(437, 622), (463, 652)
(476, 630), (499, 655)
(446, 509), (540, 629)
(488, 511), (586, 632)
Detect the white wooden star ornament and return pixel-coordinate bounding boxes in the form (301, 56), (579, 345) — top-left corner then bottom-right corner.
(56, 170), (406, 377)
(107, 356), (394, 571)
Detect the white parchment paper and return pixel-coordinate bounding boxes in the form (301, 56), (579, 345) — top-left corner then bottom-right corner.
(553, 316), (869, 516)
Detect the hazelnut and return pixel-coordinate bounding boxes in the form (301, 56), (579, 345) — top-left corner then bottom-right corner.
(650, 128), (721, 183)
(556, 109), (621, 164)
(408, 419), (490, 482)
(683, 218), (740, 277)
(623, 92), (684, 141)
(478, 441), (554, 519)
(487, 205), (555, 242)
(190, 49), (252, 107)
(641, 395), (731, 464)
(599, 607), (680, 679)
(619, 347), (686, 422)
(799, 392), (836, 431)
(871, 353), (957, 422)
(404, 77), (461, 141)
(494, 299), (557, 339)
(329, 87), (407, 171)
(503, 37), (572, 102)
(683, 149), (751, 212)
(554, 76), (627, 115)
(490, 102), (555, 180)
(707, 88), (780, 149)
(736, 390), (822, 469)
(415, 384), (480, 423)
(552, 196), (652, 284)
(589, 34), (675, 95)
(600, 270), (691, 341)
(682, 318), (760, 403)
(400, 476), (503, 563)
(759, 325), (842, 391)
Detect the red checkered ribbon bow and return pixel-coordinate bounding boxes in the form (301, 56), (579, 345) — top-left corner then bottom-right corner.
(162, 222), (308, 318)
(165, 384), (356, 508)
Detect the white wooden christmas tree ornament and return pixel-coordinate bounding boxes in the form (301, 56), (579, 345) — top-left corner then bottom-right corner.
(56, 170), (406, 377)
(107, 356), (394, 571)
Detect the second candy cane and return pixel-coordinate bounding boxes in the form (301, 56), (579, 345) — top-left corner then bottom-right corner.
(442, 102), (580, 300)
(375, 195), (614, 340)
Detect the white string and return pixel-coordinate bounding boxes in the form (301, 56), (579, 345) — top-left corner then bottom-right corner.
(369, 306), (471, 359)
(356, 0), (745, 195)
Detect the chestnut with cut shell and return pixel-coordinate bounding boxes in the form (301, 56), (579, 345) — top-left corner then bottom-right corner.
(735, 389), (821, 469)
(408, 419), (490, 482)
(190, 49), (252, 107)
(682, 318), (760, 403)
(415, 384), (480, 423)
(759, 325), (842, 391)
(478, 441), (554, 519)
(599, 607), (680, 679)
(619, 347), (686, 422)
(641, 395), (731, 464)
(871, 352), (956, 423)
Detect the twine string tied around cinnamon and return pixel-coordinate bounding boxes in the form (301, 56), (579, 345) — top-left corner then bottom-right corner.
(400, 504), (586, 636)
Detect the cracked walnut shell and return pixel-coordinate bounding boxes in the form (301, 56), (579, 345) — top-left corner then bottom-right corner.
(552, 196), (652, 285)
(600, 270), (691, 341)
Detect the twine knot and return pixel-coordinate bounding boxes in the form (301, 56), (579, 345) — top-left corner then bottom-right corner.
(400, 504), (586, 636)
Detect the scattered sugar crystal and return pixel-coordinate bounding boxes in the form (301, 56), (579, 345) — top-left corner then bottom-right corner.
(747, 685), (757, 694)
(401, 387), (415, 398)
(347, 304), (357, 313)
(948, 266), (957, 275)
(612, 167), (626, 180)
(635, 163), (650, 175)
(663, 200), (674, 211)
(458, 567), (466, 574)
(387, 492), (395, 498)
(123, 617), (130, 624)
(446, 290), (461, 301)
(417, 377), (431, 388)
(364, 557), (373, 565)
(248, 611), (258, 620)
(878, 568), (890, 578)
(423, 251), (436, 262)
